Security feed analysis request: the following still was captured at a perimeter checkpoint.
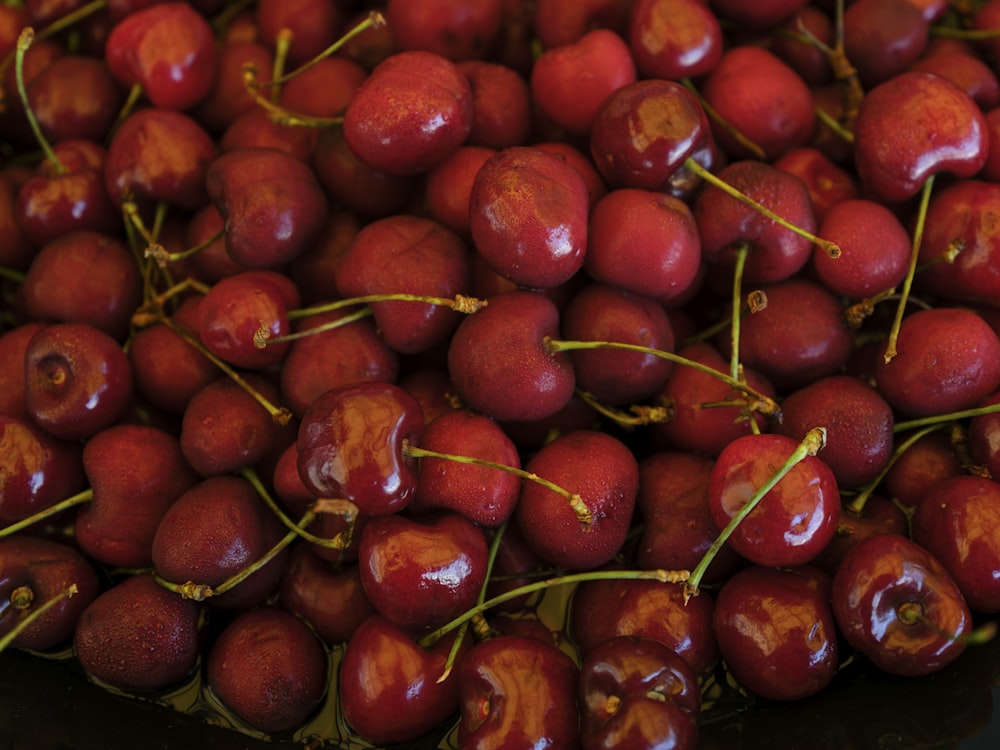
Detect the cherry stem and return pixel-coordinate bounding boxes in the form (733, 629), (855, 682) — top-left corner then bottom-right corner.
(13, 28), (64, 174)
(682, 157), (842, 258)
(258, 293), (487, 348)
(729, 243), (750, 383)
(270, 28), (293, 104)
(418, 567), (689, 650)
(0, 584), (78, 655)
(846, 423), (944, 516)
(10, 585), (34, 610)
(255, 307), (374, 349)
(161, 317), (294, 426)
(264, 11), (385, 87)
(843, 287), (896, 329)
(401, 440), (593, 526)
(130, 276), (212, 328)
(145, 226), (226, 269)
(893, 400), (1000, 434)
(574, 389), (671, 428)
(155, 509), (315, 601)
(545, 337), (782, 420)
(684, 426), (827, 601)
(884, 173), (935, 363)
(896, 601), (997, 645)
(0, 488), (94, 539)
(240, 467), (355, 550)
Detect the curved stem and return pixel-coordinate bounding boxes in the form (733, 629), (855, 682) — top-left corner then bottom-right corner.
(0, 489), (94, 539)
(14, 29), (64, 174)
(846, 424), (944, 516)
(0, 584), (78, 655)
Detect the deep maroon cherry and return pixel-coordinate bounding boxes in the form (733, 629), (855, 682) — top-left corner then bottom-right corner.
(627, 0), (721, 81)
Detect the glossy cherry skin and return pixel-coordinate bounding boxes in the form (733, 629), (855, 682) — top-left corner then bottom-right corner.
(343, 50), (473, 176)
(708, 433), (840, 568)
(832, 533), (973, 677)
(469, 146), (590, 289)
(104, 1), (216, 111)
(0, 416), (84, 524)
(579, 635), (700, 750)
(0, 535), (100, 651)
(714, 565), (839, 701)
(458, 634), (580, 749)
(912, 475), (1000, 613)
(296, 382), (424, 516)
(853, 71), (988, 203)
(24, 322), (134, 442)
(339, 614), (465, 746)
(358, 511), (489, 631)
(627, 0), (721, 81)
(206, 607), (328, 734)
(73, 572), (202, 692)
(875, 307), (1000, 418)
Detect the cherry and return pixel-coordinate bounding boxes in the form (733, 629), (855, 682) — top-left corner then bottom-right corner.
(74, 423), (198, 568)
(150, 474), (288, 610)
(103, 1), (216, 111)
(296, 382), (424, 516)
(579, 635), (700, 750)
(24, 322), (134, 442)
(909, 52), (1000, 111)
(515, 429), (638, 571)
(219, 109), (316, 163)
(424, 145), (496, 238)
(206, 607), (328, 734)
(339, 614), (465, 746)
(410, 409), (522, 527)
(700, 45), (815, 161)
(0, 322), (45, 420)
(333, 213), (471, 354)
(532, 0), (631, 49)
(255, 0), (345, 68)
(278, 544), (376, 644)
(0, 535), (99, 651)
(342, 49), (473, 176)
(530, 28), (636, 137)
(970, 392), (1000, 479)
(584, 187), (702, 305)
(842, 0), (929, 89)
(627, 0), (722, 81)
(0, 415), (84, 525)
(883, 429), (965, 509)
(570, 575), (719, 676)
(205, 146), (329, 270)
(358, 511), (489, 631)
(104, 106), (217, 212)
(770, 5), (835, 86)
(456, 59), (533, 150)
(192, 40), (274, 134)
(468, 145), (590, 289)
(711, 0), (809, 28)
(812, 198), (911, 300)
(774, 375), (895, 489)
(773, 146), (859, 224)
(812, 494), (910, 577)
(875, 307), (1000, 418)
(278, 308), (400, 420)
(636, 451), (743, 585)
(385, 0), (503, 61)
(73, 572), (201, 692)
(714, 564), (839, 701)
(560, 282), (675, 406)
(832, 533), (979, 677)
(458, 634), (580, 749)
(707, 431), (839, 569)
(447, 289), (576, 423)
(912, 475), (1000, 614)
(19, 229), (142, 341)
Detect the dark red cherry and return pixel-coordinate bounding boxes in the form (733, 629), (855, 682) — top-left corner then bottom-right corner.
(0, 322), (45, 421)
(24, 322), (133, 442)
(385, 0), (503, 61)
(457, 59), (533, 149)
(832, 533), (974, 677)
(458, 634), (580, 750)
(883, 430), (965, 510)
(842, 0), (929, 90)
(296, 382), (424, 516)
(515, 430), (638, 571)
(812, 494), (910, 577)
(206, 607), (327, 734)
(73, 572), (201, 691)
(579, 635), (700, 750)
(469, 146), (590, 289)
(255, 0), (345, 67)
(104, 1), (216, 111)
(343, 50), (473, 176)
(0, 415), (84, 525)
(708, 432), (840, 568)
(358, 511), (489, 630)
(533, 0), (631, 49)
(627, 0), (722, 81)
(447, 290), (576, 423)
(0, 535), (99, 651)
(715, 565), (838, 702)
(773, 146), (858, 224)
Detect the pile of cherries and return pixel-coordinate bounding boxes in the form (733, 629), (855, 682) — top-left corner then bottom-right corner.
(5, 0), (1000, 747)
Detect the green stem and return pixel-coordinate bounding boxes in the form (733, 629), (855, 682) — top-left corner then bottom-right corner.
(14, 29), (64, 174)
(893, 400), (1000, 434)
(0, 584), (78, 655)
(729, 243), (750, 383)
(0, 489), (94, 539)
(846, 424), (944, 516)
(684, 427), (827, 599)
(883, 174), (935, 363)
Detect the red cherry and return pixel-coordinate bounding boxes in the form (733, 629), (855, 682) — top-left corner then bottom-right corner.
(627, 0), (722, 81)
